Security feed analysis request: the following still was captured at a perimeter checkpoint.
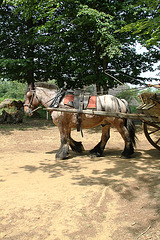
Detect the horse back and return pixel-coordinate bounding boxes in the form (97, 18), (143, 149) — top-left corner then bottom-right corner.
(97, 95), (129, 113)
(63, 93), (97, 110)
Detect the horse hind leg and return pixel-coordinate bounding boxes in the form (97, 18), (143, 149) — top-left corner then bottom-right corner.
(121, 119), (136, 158)
(121, 142), (134, 158)
(90, 124), (110, 157)
(115, 119), (136, 158)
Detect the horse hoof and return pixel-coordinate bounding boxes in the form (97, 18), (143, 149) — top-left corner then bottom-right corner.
(55, 152), (69, 160)
(55, 144), (69, 160)
(90, 148), (103, 157)
(55, 154), (69, 160)
(121, 153), (134, 159)
(70, 141), (84, 153)
(121, 155), (130, 159)
(90, 151), (102, 158)
(90, 154), (96, 159)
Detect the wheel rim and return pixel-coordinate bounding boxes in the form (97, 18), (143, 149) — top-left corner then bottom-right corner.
(143, 122), (160, 151)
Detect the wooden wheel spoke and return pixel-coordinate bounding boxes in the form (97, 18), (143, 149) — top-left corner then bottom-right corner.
(147, 122), (160, 129)
(148, 128), (160, 135)
(155, 137), (160, 145)
(143, 122), (160, 151)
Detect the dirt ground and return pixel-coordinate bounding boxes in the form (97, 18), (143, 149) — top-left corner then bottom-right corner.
(0, 119), (160, 240)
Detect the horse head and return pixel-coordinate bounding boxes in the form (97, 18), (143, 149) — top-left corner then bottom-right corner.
(24, 83), (40, 116)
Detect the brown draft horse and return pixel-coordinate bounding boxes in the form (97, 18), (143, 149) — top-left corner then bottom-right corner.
(24, 82), (136, 159)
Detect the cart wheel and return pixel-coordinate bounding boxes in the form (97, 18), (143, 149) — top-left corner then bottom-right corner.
(143, 122), (160, 150)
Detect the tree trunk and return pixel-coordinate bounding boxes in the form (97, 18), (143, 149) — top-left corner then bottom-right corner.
(26, 17), (34, 84)
(96, 84), (101, 94)
(95, 42), (100, 95)
(102, 53), (108, 94)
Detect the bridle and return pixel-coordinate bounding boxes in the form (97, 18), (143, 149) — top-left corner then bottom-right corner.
(24, 89), (41, 112)
(24, 84), (64, 114)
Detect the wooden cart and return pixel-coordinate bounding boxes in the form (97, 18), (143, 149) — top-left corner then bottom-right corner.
(47, 92), (160, 151)
(136, 92), (160, 150)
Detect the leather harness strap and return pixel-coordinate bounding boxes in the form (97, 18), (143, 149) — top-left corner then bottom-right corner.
(49, 87), (66, 108)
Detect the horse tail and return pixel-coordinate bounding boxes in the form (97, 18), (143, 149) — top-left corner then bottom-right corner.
(121, 99), (136, 146)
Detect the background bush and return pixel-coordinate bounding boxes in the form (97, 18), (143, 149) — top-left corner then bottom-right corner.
(0, 80), (27, 102)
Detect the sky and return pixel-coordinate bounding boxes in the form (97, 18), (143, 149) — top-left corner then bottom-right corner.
(136, 43), (160, 84)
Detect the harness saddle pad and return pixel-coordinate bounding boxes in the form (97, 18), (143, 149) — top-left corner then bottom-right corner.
(64, 95), (97, 109)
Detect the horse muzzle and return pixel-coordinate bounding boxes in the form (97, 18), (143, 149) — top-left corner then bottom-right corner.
(24, 106), (33, 116)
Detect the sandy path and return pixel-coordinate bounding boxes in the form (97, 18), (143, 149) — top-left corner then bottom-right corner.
(0, 120), (160, 239)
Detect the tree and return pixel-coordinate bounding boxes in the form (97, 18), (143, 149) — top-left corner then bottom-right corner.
(0, 0), (58, 83)
(47, 2), (122, 89)
(0, 0), (159, 90)
(46, 0), (159, 90)
(119, 0), (160, 48)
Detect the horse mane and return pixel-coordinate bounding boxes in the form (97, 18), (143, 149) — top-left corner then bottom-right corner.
(35, 82), (58, 90)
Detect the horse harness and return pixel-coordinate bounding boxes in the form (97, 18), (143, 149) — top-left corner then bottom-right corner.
(72, 90), (90, 136)
(25, 86), (95, 136)
(49, 88), (93, 136)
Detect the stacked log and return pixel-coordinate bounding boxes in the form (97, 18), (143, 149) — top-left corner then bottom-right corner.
(0, 99), (24, 124)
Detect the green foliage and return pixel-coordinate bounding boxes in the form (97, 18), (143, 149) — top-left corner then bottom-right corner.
(0, 80), (26, 102)
(116, 86), (140, 103)
(0, 0), (159, 89)
(140, 87), (160, 94)
(77, 5), (122, 59)
(118, 0), (160, 48)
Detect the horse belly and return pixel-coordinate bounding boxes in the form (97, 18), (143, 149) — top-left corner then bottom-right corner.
(80, 114), (104, 129)
(51, 111), (107, 129)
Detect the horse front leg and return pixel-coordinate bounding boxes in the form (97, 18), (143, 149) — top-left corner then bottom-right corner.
(55, 125), (70, 160)
(69, 133), (85, 153)
(69, 137), (85, 153)
(90, 124), (110, 157)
